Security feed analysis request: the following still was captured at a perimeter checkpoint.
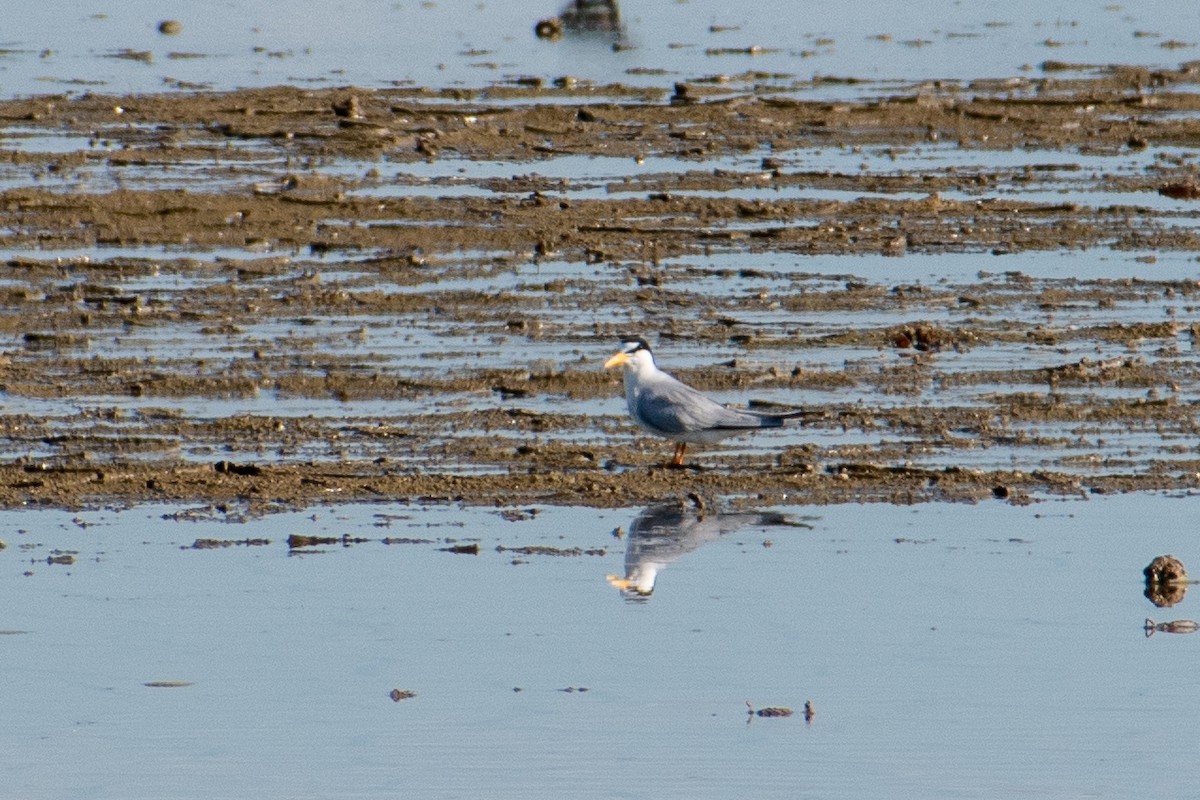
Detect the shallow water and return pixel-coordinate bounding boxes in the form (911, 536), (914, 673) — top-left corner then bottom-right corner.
(7, 0), (1200, 98)
(3, 493), (1198, 799)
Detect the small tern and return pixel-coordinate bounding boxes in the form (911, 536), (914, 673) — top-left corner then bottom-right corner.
(603, 337), (805, 466)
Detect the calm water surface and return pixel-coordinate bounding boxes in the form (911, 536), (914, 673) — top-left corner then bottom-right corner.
(4, 1), (1199, 98)
(3, 493), (1198, 799)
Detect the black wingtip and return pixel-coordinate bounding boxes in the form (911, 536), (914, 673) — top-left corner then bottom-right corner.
(721, 408), (808, 430)
(762, 409), (809, 427)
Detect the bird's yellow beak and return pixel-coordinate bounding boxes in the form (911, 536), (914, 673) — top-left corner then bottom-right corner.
(604, 352), (628, 369)
(606, 574), (652, 596)
(606, 574), (633, 590)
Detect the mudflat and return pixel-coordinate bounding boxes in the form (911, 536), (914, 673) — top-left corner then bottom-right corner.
(3, 66), (1200, 512)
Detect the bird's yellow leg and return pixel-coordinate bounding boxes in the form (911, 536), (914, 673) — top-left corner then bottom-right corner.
(671, 442), (687, 466)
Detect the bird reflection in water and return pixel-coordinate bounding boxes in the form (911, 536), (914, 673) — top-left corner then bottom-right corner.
(536, 0), (623, 40)
(607, 499), (806, 599)
(560, 0), (621, 33)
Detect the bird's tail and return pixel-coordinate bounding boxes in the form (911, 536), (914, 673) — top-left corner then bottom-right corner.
(753, 407), (816, 427)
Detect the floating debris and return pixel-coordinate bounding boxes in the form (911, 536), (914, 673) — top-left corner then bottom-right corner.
(755, 706), (793, 717)
(439, 543), (480, 555)
(189, 538), (271, 550)
(495, 544), (605, 557)
(1145, 618), (1199, 637)
(1144, 554), (1189, 607)
(498, 507), (540, 522)
(709, 45), (777, 56)
(287, 533), (370, 549)
(157, 20), (182, 36)
(389, 689), (416, 702)
(109, 48), (153, 63)
(1145, 554), (1188, 584)
(288, 534), (333, 548)
(746, 700), (793, 718)
(534, 18), (563, 40)
(144, 680), (193, 688)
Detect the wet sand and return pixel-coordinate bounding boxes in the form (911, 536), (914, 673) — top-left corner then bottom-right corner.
(4, 66), (1200, 511)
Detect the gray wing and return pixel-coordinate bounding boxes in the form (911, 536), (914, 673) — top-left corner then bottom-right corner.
(637, 377), (771, 434)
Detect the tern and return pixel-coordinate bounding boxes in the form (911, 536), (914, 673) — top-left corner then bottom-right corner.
(603, 337), (805, 466)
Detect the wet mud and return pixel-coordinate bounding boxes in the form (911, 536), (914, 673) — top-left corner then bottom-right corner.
(4, 66), (1200, 511)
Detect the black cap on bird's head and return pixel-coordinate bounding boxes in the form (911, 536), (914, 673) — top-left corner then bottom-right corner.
(618, 336), (650, 354)
(605, 336), (653, 369)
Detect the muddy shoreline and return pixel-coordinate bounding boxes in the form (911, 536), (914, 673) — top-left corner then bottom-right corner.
(3, 67), (1200, 512)
(4, 457), (1195, 516)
